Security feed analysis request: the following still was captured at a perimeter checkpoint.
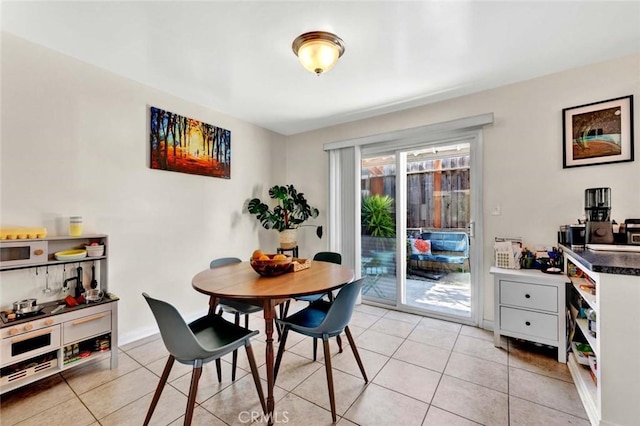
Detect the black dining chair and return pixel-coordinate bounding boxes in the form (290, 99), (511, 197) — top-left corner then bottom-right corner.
(142, 293), (266, 426)
(210, 257), (264, 382)
(278, 251), (344, 359)
(274, 278), (368, 423)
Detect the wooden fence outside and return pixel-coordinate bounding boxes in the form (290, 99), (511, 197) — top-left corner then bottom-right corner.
(362, 155), (470, 230)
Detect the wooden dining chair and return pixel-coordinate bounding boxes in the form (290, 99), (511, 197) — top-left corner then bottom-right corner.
(278, 251), (344, 359)
(210, 257), (263, 382)
(274, 278), (368, 422)
(142, 293), (266, 426)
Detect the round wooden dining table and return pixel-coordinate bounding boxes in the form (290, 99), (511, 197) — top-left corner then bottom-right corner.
(192, 260), (354, 425)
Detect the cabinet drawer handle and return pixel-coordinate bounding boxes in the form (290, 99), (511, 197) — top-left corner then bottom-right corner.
(11, 328), (53, 343)
(72, 314), (107, 326)
(525, 321), (531, 326)
(525, 294), (531, 299)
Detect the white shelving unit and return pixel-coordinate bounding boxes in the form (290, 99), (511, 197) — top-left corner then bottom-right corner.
(564, 251), (640, 426)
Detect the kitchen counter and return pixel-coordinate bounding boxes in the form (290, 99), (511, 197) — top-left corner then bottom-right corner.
(560, 245), (640, 276)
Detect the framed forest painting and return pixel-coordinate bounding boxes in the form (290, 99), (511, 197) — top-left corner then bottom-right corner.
(150, 106), (231, 179)
(562, 95), (634, 169)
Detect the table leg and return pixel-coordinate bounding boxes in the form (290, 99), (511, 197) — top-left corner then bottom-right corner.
(263, 300), (275, 426)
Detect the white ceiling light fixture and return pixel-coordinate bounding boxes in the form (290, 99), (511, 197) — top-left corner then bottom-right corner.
(292, 31), (345, 76)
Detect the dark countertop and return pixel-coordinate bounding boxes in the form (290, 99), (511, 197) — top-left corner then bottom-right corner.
(560, 245), (640, 276)
(1, 295), (119, 329)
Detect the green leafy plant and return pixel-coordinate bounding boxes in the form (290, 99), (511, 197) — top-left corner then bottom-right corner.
(247, 185), (322, 236)
(361, 195), (395, 237)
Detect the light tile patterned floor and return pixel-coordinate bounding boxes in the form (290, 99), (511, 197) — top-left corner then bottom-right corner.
(0, 301), (589, 425)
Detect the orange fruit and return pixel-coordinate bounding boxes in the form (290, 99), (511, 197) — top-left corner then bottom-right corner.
(252, 249), (264, 260)
(258, 254), (270, 260)
(273, 254), (287, 261)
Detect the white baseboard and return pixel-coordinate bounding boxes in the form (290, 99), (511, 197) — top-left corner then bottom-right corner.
(118, 308), (209, 347)
(481, 319), (494, 332)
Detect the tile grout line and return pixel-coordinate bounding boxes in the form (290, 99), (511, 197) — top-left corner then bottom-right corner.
(421, 320), (461, 424)
(58, 372), (101, 425)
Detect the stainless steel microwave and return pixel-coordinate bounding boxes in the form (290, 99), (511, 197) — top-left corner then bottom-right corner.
(0, 240), (48, 267)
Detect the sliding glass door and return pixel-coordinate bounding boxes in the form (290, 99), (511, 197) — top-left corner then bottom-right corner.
(360, 141), (477, 323)
(360, 153), (397, 305)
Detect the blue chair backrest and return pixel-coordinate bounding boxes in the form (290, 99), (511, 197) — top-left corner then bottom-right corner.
(142, 292), (204, 361)
(313, 252), (342, 265)
(315, 278), (363, 335)
(210, 257), (242, 269)
(421, 231), (469, 256)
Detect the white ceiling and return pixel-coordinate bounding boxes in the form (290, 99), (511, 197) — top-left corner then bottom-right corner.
(2, 1), (639, 135)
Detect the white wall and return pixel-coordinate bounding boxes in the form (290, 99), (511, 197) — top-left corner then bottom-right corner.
(285, 54), (640, 326)
(2, 32), (638, 338)
(0, 33), (286, 343)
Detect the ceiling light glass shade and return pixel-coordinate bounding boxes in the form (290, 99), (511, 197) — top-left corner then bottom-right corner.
(292, 31), (345, 76)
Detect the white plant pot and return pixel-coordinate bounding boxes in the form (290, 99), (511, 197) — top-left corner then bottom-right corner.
(279, 229), (297, 249)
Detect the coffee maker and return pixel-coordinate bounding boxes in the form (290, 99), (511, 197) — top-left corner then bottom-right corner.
(585, 187), (614, 244)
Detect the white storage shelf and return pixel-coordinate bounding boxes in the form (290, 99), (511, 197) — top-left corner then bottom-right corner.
(563, 250), (640, 426)
(0, 235), (118, 395)
(569, 276), (597, 310)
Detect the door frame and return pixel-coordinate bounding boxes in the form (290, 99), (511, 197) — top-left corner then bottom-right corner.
(361, 133), (483, 326)
(325, 113), (493, 327)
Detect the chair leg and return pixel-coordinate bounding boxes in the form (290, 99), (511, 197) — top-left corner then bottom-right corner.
(277, 301), (289, 342)
(274, 306), (282, 341)
(245, 343), (267, 414)
(274, 327), (289, 383)
(215, 359), (222, 383)
(215, 304), (225, 382)
(336, 334), (343, 353)
(322, 337), (337, 423)
(232, 313), (240, 381)
(313, 338), (318, 361)
(144, 355), (175, 426)
(244, 313), (249, 330)
(344, 326), (368, 382)
(281, 300), (290, 318)
(184, 365), (202, 426)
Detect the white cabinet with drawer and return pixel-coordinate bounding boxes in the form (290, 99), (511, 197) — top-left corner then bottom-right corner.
(491, 267), (569, 363)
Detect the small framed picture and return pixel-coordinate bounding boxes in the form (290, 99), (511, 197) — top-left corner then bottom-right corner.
(562, 95), (634, 168)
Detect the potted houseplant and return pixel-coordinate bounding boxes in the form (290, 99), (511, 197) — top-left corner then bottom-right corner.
(361, 194), (396, 268)
(247, 185), (322, 249)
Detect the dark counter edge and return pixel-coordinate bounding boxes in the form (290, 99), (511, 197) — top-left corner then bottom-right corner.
(1, 295), (119, 329)
(560, 245), (640, 276)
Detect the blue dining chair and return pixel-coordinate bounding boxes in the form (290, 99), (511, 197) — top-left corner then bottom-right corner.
(274, 278), (368, 423)
(142, 293), (266, 426)
(279, 252), (344, 358)
(210, 257), (264, 382)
